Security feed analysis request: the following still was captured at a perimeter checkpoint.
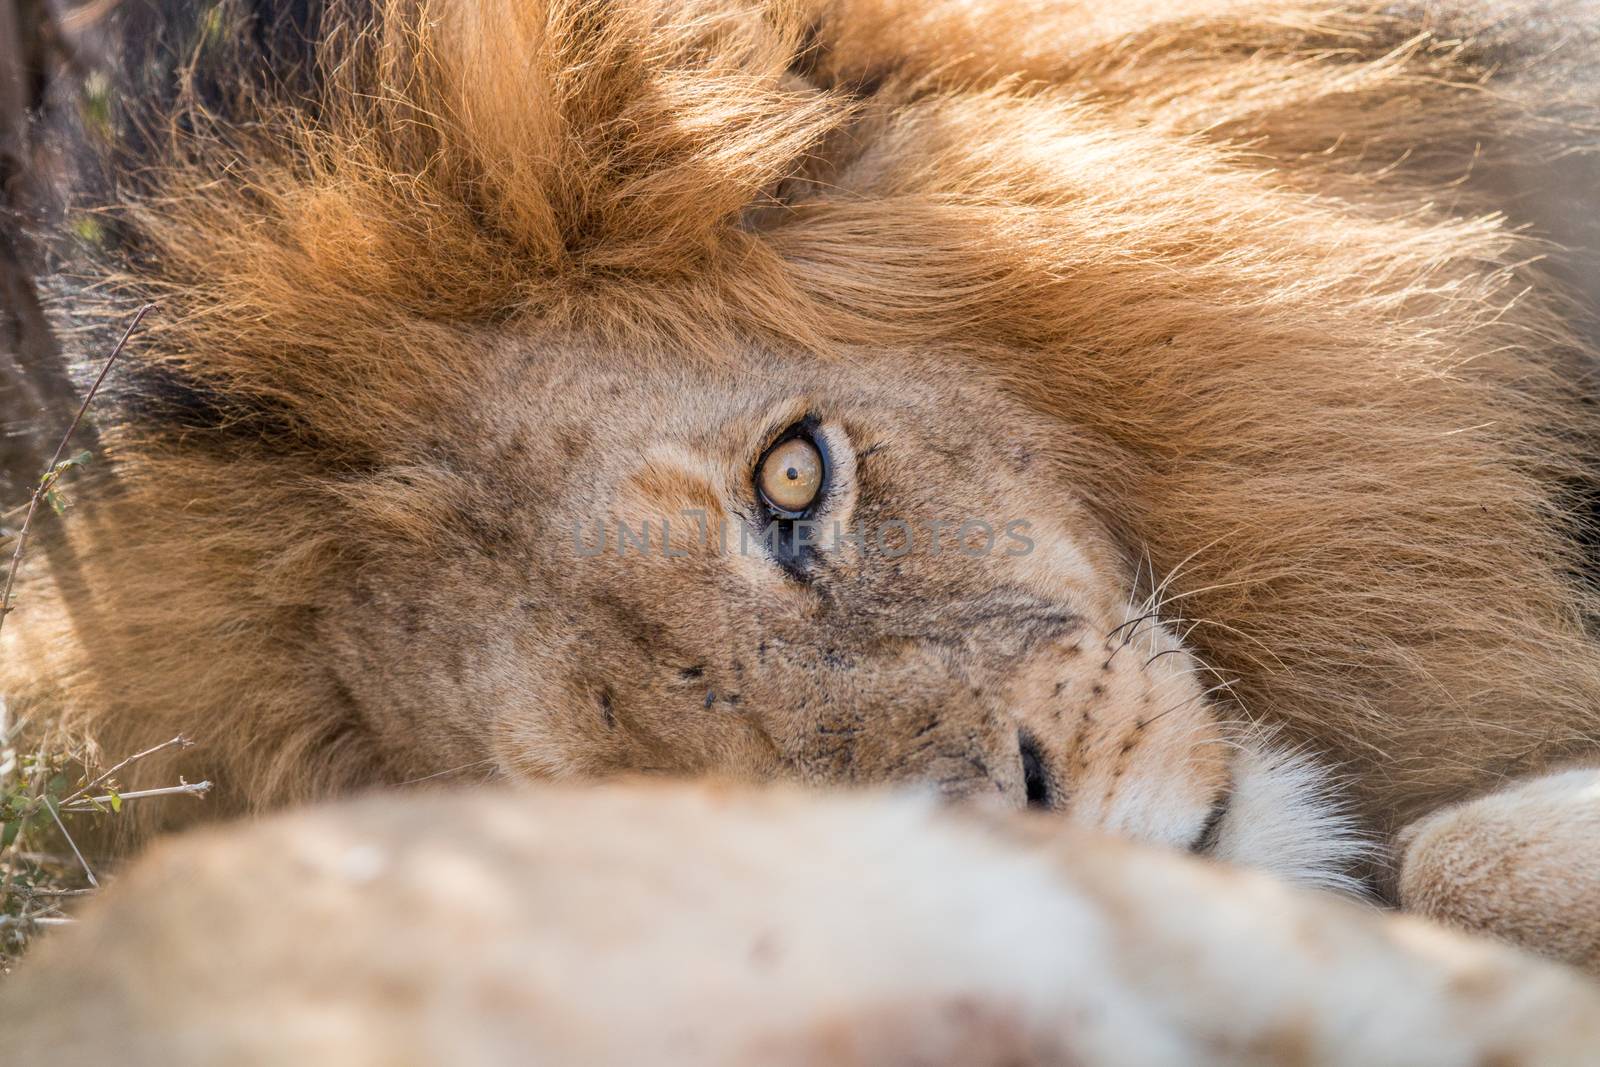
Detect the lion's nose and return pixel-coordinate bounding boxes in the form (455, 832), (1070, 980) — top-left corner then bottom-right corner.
(1018, 729), (1053, 809)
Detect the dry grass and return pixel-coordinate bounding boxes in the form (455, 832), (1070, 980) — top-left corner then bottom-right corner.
(0, 305), (209, 969)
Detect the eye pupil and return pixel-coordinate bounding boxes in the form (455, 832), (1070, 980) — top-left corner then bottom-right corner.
(758, 436), (824, 514)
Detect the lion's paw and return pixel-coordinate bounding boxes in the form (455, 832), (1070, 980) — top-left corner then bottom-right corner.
(1399, 766), (1600, 975)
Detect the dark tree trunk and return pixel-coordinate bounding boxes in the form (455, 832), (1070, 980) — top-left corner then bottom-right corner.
(0, 0), (87, 500)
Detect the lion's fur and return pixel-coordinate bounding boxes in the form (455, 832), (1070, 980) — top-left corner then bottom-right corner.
(5, 783), (1600, 1065)
(6, 0), (1600, 841)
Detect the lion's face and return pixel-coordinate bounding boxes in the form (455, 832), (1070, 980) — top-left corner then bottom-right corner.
(318, 345), (1359, 887)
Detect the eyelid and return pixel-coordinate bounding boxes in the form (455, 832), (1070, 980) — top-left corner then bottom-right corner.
(754, 413), (820, 464)
(747, 400), (814, 467)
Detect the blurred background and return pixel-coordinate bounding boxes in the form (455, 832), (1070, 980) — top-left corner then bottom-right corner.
(2, 0), (95, 499)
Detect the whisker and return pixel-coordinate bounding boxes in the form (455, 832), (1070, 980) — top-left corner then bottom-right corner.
(1106, 611), (1161, 644)
(1121, 610), (1182, 651)
(1146, 531), (1237, 614)
(1151, 577), (1273, 610)
(1144, 646), (1189, 669)
(1140, 679), (1242, 729)
(1175, 616), (1285, 674)
(397, 759), (499, 786)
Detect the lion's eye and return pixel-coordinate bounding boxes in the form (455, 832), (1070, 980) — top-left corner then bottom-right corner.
(758, 436), (824, 515)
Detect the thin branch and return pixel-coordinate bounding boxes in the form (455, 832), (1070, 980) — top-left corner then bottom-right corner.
(0, 302), (153, 639)
(60, 780), (212, 812)
(7, 885), (95, 897)
(60, 733), (192, 806)
(0, 914), (74, 928)
(7, 851), (87, 865)
(43, 798), (95, 888)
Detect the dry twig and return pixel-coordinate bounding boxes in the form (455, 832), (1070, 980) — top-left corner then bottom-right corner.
(0, 302), (152, 639)
(60, 780), (212, 813)
(60, 734), (191, 806)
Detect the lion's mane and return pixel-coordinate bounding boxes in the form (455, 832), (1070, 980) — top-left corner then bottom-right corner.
(7, 0), (1599, 835)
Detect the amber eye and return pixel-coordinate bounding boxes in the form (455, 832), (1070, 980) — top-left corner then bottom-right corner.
(757, 436), (824, 515)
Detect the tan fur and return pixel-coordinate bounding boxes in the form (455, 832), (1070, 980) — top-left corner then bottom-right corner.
(1400, 765), (1600, 972)
(4, 783), (1599, 1066)
(4, 0), (1600, 959)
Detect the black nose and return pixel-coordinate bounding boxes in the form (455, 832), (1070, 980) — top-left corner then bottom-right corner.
(1018, 730), (1053, 809)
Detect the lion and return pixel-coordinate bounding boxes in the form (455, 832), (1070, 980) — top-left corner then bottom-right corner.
(4, 0), (1600, 969)
(3, 783), (1600, 1065)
